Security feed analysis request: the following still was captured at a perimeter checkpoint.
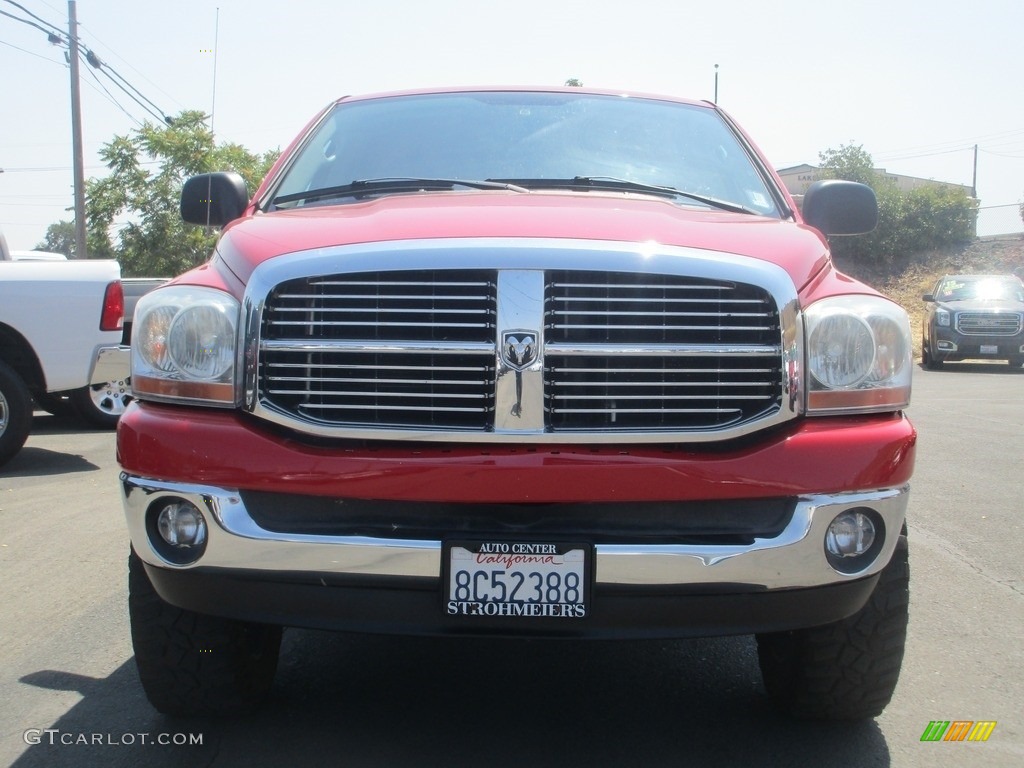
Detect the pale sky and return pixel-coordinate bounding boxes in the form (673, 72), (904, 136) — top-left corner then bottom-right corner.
(2, 0), (1022, 249)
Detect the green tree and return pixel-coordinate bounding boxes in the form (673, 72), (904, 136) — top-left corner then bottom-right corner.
(564, 78), (583, 87)
(817, 143), (976, 269)
(84, 110), (279, 276)
(818, 143), (878, 188)
(35, 219), (77, 257)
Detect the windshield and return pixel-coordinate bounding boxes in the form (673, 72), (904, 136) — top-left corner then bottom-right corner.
(936, 277), (1024, 302)
(269, 91), (781, 216)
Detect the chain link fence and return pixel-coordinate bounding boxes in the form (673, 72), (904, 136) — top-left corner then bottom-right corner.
(977, 204), (1023, 237)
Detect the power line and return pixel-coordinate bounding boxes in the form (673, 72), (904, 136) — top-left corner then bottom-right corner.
(81, 49), (169, 125)
(80, 51), (145, 128)
(90, 52), (173, 123)
(76, 20), (185, 114)
(0, 35), (63, 63)
(875, 146), (973, 162)
(980, 148), (1024, 159)
(1, 0), (62, 35)
(874, 129), (1024, 162)
(0, 6), (59, 38)
(2, 1), (174, 126)
(0, 164), (111, 172)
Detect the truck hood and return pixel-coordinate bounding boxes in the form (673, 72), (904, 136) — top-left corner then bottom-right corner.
(215, 192), (831, 289)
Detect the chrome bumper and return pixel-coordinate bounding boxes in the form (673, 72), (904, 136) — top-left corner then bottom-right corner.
(90, 345), (130, 385)
(121, 473), (909, 590)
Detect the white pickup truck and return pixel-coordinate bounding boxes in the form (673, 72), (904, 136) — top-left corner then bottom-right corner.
(0, 228), (130, 467)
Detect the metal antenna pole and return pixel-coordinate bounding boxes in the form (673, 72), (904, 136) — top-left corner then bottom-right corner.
(206, 7), (220, 229)
(210, 7), (220, 137)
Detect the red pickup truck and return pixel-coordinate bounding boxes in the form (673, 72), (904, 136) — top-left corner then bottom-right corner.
(118, 87), (915, 719)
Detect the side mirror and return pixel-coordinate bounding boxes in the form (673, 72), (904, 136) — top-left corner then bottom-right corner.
(181, 172), (248, 227)
(922, 294), (935, 302)
(801, 180), (878, 236)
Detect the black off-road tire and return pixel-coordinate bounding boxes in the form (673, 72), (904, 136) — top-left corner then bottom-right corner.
(128, 549), (282, 716)
(0, 361), (33, 468)
(756, 532), (909, 720)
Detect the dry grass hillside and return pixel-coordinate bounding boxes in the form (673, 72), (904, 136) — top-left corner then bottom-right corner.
(835, 235), (1024, 361)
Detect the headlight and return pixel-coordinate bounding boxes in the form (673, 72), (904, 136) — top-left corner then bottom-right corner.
(805, 295), (911, 413)
(936, 308), (950, 327)
(131, 286), (239, 406)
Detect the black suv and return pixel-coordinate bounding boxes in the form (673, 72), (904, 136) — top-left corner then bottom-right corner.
(922, 274), (1024, 368)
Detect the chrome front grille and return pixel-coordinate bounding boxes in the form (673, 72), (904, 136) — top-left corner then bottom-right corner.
(956, 312), (1023, 336)
(264, 271), (497, 343)
(260, 271), (497, 429)
(249, 240), (796, 443)
(545, 271), (779, 344)
(545, 271), (780, 431)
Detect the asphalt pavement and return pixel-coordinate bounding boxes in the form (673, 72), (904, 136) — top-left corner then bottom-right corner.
(1, 363), (1021, 767)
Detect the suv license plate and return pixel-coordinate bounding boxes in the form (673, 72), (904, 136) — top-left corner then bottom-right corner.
(445, 541), (589, 619)
(981, 344), (998, 354)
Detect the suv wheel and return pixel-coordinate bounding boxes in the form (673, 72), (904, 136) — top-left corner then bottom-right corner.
(756, 531), (909, 720)
(0, 361), (33, 468)
(128, 549), (282, 716)
(921, 342), (942, 370)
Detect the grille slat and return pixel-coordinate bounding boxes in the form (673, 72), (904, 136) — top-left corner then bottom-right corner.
(299, 404), (487, 414)
(260, 269), (497, 430)
(555, 408), (744, 415)
(267, 320), (493, 328)
(544, 270), (781, 431)
(547, 323), (774, 332)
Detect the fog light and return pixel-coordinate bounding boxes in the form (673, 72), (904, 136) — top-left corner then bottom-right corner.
(157, 502), (207, 548)
(826, 510), (876, 558)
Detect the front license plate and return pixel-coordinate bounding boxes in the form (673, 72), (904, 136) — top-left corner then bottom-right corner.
(445, 541), (589, 619)
(981, 344), (999, 355)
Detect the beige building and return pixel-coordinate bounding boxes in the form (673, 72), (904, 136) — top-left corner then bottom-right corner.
(776, 163), (973, 197)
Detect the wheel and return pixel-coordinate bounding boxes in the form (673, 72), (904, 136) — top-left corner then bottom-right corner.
(756, 531), (909, 720)
(921, 342), (942, 370)
(69, 377), (132, 429)
(128, 549), (282, 716)
(0, 361), (33, 468)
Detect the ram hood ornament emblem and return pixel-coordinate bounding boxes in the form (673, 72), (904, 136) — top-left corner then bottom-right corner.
(501, 331), (538, 371)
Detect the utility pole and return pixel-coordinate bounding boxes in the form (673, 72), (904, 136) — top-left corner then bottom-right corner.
(714, 64), (719, 104)
(68, 0), (87, 258)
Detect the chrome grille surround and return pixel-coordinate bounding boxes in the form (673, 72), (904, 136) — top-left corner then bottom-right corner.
(243, 238), (802, 443)
(956, 311), (1023, 336)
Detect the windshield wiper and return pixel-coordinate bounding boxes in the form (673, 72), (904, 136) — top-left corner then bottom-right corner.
(488, 176), (758, 215)
(271, 177), (528, 207)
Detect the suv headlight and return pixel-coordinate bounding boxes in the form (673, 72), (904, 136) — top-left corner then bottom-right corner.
(935, 308), (951, 327)
(131, 286), (239, 406)
(805, 295), (911, 413)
